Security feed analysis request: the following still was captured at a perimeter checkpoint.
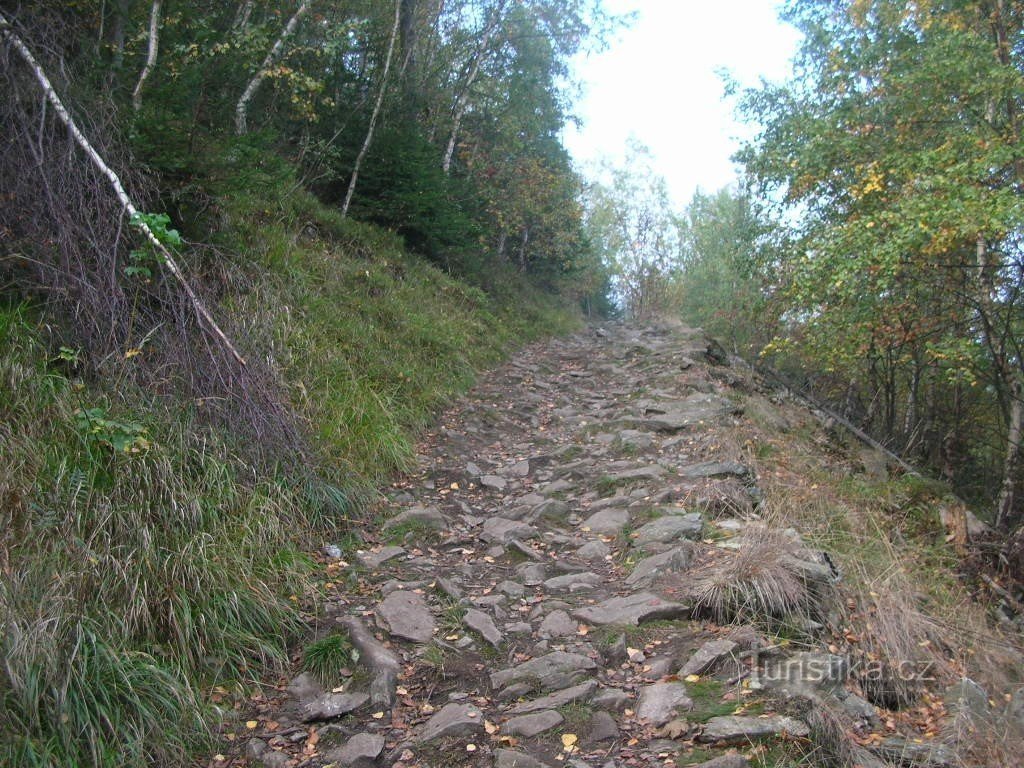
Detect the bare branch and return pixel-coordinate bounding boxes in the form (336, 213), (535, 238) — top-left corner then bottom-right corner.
(131, 0), (162, 111)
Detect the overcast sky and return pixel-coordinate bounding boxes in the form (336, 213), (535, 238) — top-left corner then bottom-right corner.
(562, 0), (802, 208)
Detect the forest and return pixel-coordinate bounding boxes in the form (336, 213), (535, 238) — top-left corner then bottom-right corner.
(0, 0), (1022, 766)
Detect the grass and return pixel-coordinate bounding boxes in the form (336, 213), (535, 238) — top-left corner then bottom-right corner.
(303, 634), (355, 686)
(0, 159), (581, 767)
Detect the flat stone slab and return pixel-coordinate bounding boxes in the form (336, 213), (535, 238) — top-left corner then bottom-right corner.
(481, 475), (508, 491)
(538, 609), (577, 637)
(301, 692), (369, 721)
(375, 590), (435, 643)
(870, 737), (957, 767)
(679, 639), (738, 678)
(415, 702), (485, 743)
(507, 680), (598, 714)
(495, 749), (553, 768)
(531, 498), (569, 520)
(698, 715), (810, 744)
(491, 651), (596, 691)
(678, 461), (751, 480)
(626, 394), (740, 433)
(632, 514), (703, 547)
(384, 505), (446, 530)
(463, 608), (503, 647)
(581, 507), (630, 535)
(357, 546), (405, 568)
(481, 517), (538, 544)
(573, 592), (688, 626)
(543, 572), (602, 591)
(625, 546), (695, 587)
(503, 709), (564, 737)
(637, 682), (693, 726)
(606, 465), (666, 482)
(322, 732), (385, 767)
(576, 539), (610, 560)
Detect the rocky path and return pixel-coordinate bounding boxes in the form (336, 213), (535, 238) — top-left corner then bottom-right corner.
(232, 324), (955, 768)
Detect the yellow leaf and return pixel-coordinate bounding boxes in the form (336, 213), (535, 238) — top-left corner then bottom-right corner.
(372, 711), (384, 719)
(561, 733), (578, 752)
(684, 674), (700, 683)
(124, 348), (142, 359)
(245, 720), (258, 729)
(484, 720), (499, 735)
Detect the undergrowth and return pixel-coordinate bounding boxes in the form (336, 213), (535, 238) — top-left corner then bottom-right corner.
(0, 162), (579, 766)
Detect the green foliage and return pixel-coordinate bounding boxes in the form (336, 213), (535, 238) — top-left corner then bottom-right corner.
(303, 634), (355, 685)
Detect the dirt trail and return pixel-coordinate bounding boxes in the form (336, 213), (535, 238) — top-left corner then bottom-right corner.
(231, 324), (958, 768)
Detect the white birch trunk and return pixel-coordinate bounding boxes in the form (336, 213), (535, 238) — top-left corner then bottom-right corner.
(341, 0), (401, 217)
(0, 12), (247, 366)
(235, 0), (311, 135)
(131, 0), (162, 111)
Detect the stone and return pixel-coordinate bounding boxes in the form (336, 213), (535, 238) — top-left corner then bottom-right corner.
(495, 749), (553, 768)
(481, 475), (508, 491)
(698, 715), (810, 744)
(624, 546), (695, 587)
(870, 737), (958, 767)
(357, 545), (406, 568)
(481, 517), (538, 544)
(573, 592), (689, 626)
(606, 465), (666, 483)
(687, 756), (748, 768)
(636, 682), (693, 726)
(507, 680), (598, 714)
(632, 514), (703, 548)
(944, 677), (990, 719)
(629, 394), (740, 433)
(507, 460), (531, 477)
(464, 608), (503, 647)
(532, 499), (569, 520)
(580, 508), (630, 535)
(258, 751), (290, 768)
(375, 590), (435, 643)
(322, 733), (385, 767)
(677, 461), (751, 480)
(287, 672), (323, 702)
(490, 651), (597, 691)
(301, 691), (369, 721)
(539, 609), (577, 637)
(503, 709), (564, 737)
(322, 544), (343, 559)
(591, 688), (631, 712)
(576, 540), (610, 561)
(498, 580), (526, 598)
(760, 652), (847, 695)
(384, 505), (446, 530)
(587, 711), (620, 742)
(543, 572), (602, 592)
(415, 702), (485, 743)
(617, 430), (654, 450)
(678, 639), (738, 678)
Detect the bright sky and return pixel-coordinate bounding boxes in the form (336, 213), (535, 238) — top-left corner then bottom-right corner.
(563, 0), (802, 208)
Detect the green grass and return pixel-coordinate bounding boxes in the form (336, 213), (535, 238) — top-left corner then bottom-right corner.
(0, 161), (580, 767)
(303, 634), (355, 685)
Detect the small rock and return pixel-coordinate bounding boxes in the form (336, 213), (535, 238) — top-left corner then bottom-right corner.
(491, 651), (596, 691)
(686, 756), (748, 768)
(503, 709), (564, 737)
(592, 688), (631, 712)
(539, 609), (577, 638)
(481, 517), (538, 544)
(415, 702), (485, 743)
(637, 682), (693, 726)
(287, 672), (323, 702)
(581, 508), (630, 535)
(625, 546), (694, 587)
(677, 461), (751, 480)
(384, 505), (446, 530)
(544, 572), (602, 591)
(322, 732), (385, 768)
(258, 751), (290, 768)
(587, 711), (620, 742)
(495, 749), (553, 768)
(870, 737), (958, 767)
(498, 580), (526, 598)
(679, 639), (738, 678)
(576, 540), (610, 560)
(632, 514), (703, 548)
(507, 680), (598, 714)
(358, 545), (406, 568)
(573, 592), (688, 626)
(532, 499), (569, 520)
(463, 608), (503, 647)
(481, 475), (508, 491)
(698, 715), (810, 744)
(322, 544), (343, 559)
(376, 590), (435, 643)
(302, 691), (369, 721)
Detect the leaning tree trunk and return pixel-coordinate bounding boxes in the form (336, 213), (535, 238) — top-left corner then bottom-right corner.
(0, 12), (246, 366)
(131, 0), (162, 111)
(341, 0), (401, 217)
(996, 372), (1024, 531)
(235, 0), (310, 135)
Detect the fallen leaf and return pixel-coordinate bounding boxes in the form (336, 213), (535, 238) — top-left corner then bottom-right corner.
(484, 720), (499, 735)
(245, 720), (258, 729)
(561, 733), (578, 752)
(685, 674), (700, 682)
